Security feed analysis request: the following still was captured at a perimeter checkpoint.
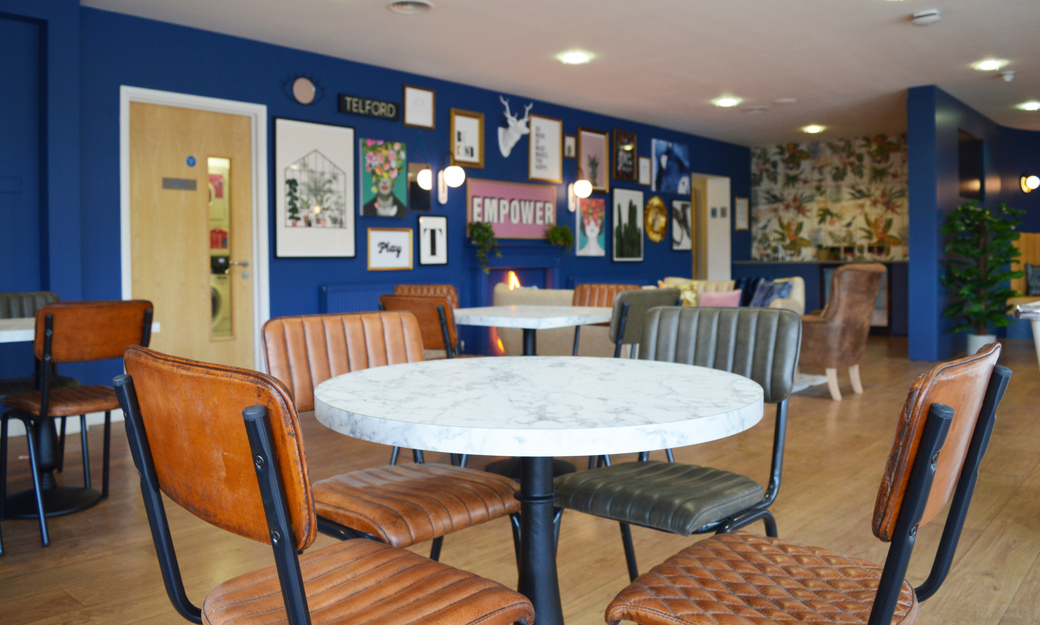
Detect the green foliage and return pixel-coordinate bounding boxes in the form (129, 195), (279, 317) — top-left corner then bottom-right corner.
(468, 221), (501, 274)
(285, 178), (301, 222)
(614, 200), (642, 258)
(545, 225), (574, 250)
(940, 201), (1025, 335)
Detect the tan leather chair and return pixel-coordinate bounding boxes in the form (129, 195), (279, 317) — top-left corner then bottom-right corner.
(571, 283), (642, 355)
(115, 346), (534, 625)
(800, 263), (885, 400)
(392, 283), (460, 309)
(379, 294), (464, 359)
(606, 343), (1010, 625)
(1, 300), (153, 548)
(261, 311), (521, 561)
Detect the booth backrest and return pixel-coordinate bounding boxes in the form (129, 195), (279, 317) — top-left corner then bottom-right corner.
(0, 291), (60, 319)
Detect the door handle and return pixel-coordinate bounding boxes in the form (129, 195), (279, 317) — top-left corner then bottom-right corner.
(227, 260), (250, 279)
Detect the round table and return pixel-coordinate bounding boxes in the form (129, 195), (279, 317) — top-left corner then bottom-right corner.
(314, 356), (763, 625)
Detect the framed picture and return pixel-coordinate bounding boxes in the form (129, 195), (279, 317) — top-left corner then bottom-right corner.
(672, 199), (693, 250)
(563, 134), (576, 159)
(359, 138), (408, 217)
(450, 108), (484, 168)
(613, 129), (637, 181)
(367, 227), (413, 270)
(735, 196), (750, 231)
(418, 215), (448, 265)
(651, 139), (692, 193)
(402, 85), (435, 129)
(638, 156), (651, 186)
(408, 162), (432, 212)
(275, 118), (355, 258)
(528, 114), (562, 183)
(575, 197), (606, 257)
(578, 128), (609, 193)
(612, 188), (644, 262)
(645, 196), (667, 243)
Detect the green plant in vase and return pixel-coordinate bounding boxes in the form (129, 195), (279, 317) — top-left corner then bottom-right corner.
(468, 221), (501, 274)
(586, 155), (599, 188)
(545, 225), (574, 250)
(941, 200), (1024, 352)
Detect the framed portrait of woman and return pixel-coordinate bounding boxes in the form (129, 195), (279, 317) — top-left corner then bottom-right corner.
(359, 138), (408, 217)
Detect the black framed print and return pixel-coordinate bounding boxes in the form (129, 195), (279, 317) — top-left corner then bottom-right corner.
(418, 215), (448, 265)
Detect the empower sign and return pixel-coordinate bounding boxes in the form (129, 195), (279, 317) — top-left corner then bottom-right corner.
(467, 178), (557, 240)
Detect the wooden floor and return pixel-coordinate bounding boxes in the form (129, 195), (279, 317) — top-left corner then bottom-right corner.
(2, 337), (1038, 625)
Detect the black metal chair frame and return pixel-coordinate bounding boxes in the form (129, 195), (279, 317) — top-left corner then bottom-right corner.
(1, 308), (152, 548)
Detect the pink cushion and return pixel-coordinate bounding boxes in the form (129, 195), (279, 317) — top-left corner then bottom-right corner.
(697, 289), (742, 307)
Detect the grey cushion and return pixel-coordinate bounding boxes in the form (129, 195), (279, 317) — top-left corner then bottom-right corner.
(554, 461), (764, 535)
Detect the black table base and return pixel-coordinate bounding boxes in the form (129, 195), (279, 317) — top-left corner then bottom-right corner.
(485, 457), (576, 480)
(517, 456), (564, 625)
(4, 486), (102, 519)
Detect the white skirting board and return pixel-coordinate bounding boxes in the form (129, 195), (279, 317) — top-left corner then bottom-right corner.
(4, 410), (124, 439)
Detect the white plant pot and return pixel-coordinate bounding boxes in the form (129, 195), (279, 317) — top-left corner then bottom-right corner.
(965, 333), (996, 355)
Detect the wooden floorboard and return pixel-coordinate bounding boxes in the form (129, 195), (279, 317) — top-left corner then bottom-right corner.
(1, 336), (1037, 624)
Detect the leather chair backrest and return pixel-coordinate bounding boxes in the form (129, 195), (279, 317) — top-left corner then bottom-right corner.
(262, 311), (424, 412)
(34, 300), (153, 363)
(572, 284), (641, 307)
(640, 306), (801, 405)
(0, 291), (60, 319)
(610, 288), (681, 345)
(393, 284), (460, 310)
(872, 342), (1000, 541)
(379, 294), (456, 351)
(123, 345), (315, 551)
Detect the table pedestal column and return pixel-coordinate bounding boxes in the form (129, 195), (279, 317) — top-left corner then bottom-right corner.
(517, 456), (564, 625)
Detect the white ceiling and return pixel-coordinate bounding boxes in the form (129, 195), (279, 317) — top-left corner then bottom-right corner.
(83, 0), (1040, 147)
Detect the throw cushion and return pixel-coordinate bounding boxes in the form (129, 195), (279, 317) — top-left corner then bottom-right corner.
(1027, 264), (1040, 296)
(676, 283), (698, 306)
(698, 289), (742, 307)
(748, 279), (793, 308)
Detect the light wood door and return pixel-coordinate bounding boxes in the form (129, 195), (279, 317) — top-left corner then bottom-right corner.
(130, 102), (254, 368)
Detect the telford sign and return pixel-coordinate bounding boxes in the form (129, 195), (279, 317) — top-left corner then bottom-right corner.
(337, 94), (400, 121)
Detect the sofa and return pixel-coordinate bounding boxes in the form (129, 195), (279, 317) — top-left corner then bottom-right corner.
(492, 284), (617, 357)
(658, 276), (806, 316)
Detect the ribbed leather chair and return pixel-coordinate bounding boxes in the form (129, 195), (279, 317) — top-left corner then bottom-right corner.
(609, 288), (682, 358)
(2, 300), (153, 548)
(392, 283), (460, 309)
(379, 294), (465, 359)
(606, 342), (1010, 625)
(261, 311), (521, 562)
(115, 346), (534, 625)
(571, 283), (642, 356)
(801, 263), (885, 400)
(555, 306), (801, 581)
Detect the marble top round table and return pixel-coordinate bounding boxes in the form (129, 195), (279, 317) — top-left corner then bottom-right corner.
(314, 356), (763, 625)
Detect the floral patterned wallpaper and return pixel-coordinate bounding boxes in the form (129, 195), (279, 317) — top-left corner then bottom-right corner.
(750, 134), (909, 262)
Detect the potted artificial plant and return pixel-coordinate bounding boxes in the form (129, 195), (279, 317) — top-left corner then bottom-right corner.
(545, 224), (574, 251)
(940, 200), (1024, 354)
(468, 221), (501, 274)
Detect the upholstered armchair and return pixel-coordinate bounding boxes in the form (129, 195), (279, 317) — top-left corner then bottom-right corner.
(800, 263), (885, 400)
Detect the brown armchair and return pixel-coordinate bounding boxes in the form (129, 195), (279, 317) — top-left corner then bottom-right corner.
(800, 263), (885, 400)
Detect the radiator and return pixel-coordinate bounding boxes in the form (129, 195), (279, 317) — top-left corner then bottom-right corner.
(320, 283), (393, 314)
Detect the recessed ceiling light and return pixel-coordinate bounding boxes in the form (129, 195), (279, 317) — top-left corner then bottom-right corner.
(774, 98), (798, 105)
(556, 50), (594, 65)
(971, 58), (1009, 72)
(1017, 101), (1040, 112)
(802, 124), (826, 134)
(712, 96), (742, 108)
(388, 0), (432, 14)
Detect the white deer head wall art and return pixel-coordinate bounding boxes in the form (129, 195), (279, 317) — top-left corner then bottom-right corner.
(498, 96), (533, 158)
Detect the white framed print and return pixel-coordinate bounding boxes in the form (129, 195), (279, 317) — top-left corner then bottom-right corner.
(403, 85), (435, 129)
(638, 156), (651, 186)
(275, 118), (355, 257)
(528, 114), (562, 183)
(671, 199), (693, 250)
(418, 215), (448, 265)
(367, 227), (413, 270)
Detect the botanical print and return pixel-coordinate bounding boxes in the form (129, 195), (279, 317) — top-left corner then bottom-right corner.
(651, 139), (691, 194)
(578, 129), (609, 192)
(284, 149), (348, 228)
(612, 189), (644, 262)
(576, 197), (606, 257)
(750, 134), (909, 262)
(360, 139), (408, 217)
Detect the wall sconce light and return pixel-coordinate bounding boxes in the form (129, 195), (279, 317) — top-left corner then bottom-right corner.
(438, 154), (466, 204)
(1021, 174), (1039, 193)
(567, 168), (593, 212)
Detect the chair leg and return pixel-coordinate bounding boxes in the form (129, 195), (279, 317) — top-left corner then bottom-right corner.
(665, 448), (675, 463)
(102, 411), (112, 499)
(619, 522), (639, 581)
(510, 512), (522, 572)
(429, 536), (444, 561)
(1, 415), (8, 527)
(57, 416), (67, 473)
(849, 364), (864, 394)
(389, 446), (400, 465)
(22, 420), (50, 547)
(825, 368), (842, 401)
(762, 511), (779, 537)
(79, 415), (91, 490)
